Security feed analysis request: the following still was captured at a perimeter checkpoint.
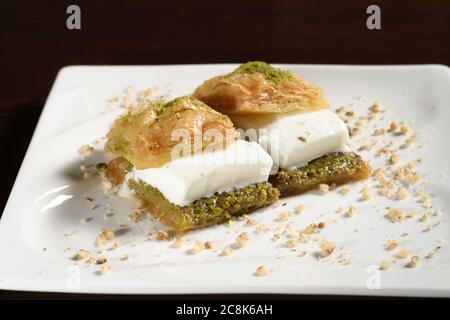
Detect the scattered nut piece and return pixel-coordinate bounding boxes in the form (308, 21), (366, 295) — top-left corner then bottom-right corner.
(278, 212), (289, 222)
(79, 217), (92, 225)
(156, 230), (169, 241)
(96, 257), (107, 265)
(388, 121), (398, 132)
(172, 238), (185, 248)
(97, 229), (115, 246)
(396, 248), (410, 259)
(389, 154), (400, 165)
(222, 246), (232, 256)
(255, 224), (269, 233)
(204, 241), (215, 249)
(380, 261), (391, 271)
(340, 185), (350, 196)
(386, 208), (405, 223)
(236, 232), (249, 248)
(347, 206), (356, 217)
(394, 187), (408, 200)
(190, 240), (204, 254)
(99, 265), (111, 275)
(318, 184), (330, 194)
(361, 186), (371, 201)
(111, 241), (120, 250)
(73, 249), (90, 260)
(385, 240), (398, 251)
(400, 124), (410, 135)
(370, 103), (380, 113)
(78, 144), (93, 156)
(255, 265), (268, 277)
(319, 240), (335, 258)
(295, 204), (305, 213)
(285, 239), (299, 248)
(406, 256), (420, 268)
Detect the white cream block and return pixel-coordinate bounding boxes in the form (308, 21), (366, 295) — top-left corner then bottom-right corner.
(121, 140), (273, 206)
(231, 109), (350, 169)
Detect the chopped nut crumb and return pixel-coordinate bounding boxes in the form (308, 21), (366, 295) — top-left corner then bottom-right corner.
(318, 183), (330, 194)
(389, 154), (400, 165)
(243, 215), (256, 226)
(99, 265), (111, 275)
(303, 223), (319, 235)
(278, 212), (289, 222)
(385, 240), (398, 251)
(317, 222), (326, 229)
(386, 208), (405, 223)
(190, 240), (204, 254)
(361, 186), (371, 201)
(236, 232), (249, 248)
(111, 241), (120, 250)
(97, 229), (115, 246)
(83, 171), (94, 179)
(380, 261), (391, 271)
(222, 246), (232, 256)
(73, 249), (90, 260)
(285, 239), (299, 248)
(347, 206), (356, 217)
(340, 184), (350, 196)
(394, 187), (408, 200)
(426, 251), (436, 259)
(319, 240), (335, 258)
(400, 124), (410, 135)
(156, 230), (169, 241)
(101, 180), (113, 195)
(388, 121), (398, 132)
(172, 238), (185, 248)
(298, 251), (307, 257)
(294, 204), (305, 213)
(255, 265), (268, 277)
(406, 256), (420, 268)
(120, 254), (129, 261)
(370, 103), (380, 114)
(80, 217), (93, 225)
(78, 144), (93, 156)
(204, 241), (215, 249)
(396, 248), (410, 259)
(420, 212), (429, 222)
(96, 257), (107, 265)
(255, 224), (269, 233)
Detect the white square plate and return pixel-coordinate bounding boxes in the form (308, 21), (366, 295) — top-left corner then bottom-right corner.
(1, 64), (450, 297)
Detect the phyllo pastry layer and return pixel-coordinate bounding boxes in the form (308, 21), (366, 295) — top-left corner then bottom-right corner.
(105, 96), (236, 169)
(193, 61), (329, 115)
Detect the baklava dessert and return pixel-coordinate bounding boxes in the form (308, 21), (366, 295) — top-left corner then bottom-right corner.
(99, 96), (279, 232)
(194, 61), (371, 196)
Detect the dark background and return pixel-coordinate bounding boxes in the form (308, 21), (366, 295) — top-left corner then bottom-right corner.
(0, 0), (449, 299)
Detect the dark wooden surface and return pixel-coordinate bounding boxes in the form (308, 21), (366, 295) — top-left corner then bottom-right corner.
(0, 0), (448, 300)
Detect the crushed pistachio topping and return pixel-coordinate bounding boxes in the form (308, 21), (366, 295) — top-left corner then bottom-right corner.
(233, 61), (294, 84)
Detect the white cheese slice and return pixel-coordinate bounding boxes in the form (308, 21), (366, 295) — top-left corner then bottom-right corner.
(231, 109), (350, 169)
(121, 140), (273, 206)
